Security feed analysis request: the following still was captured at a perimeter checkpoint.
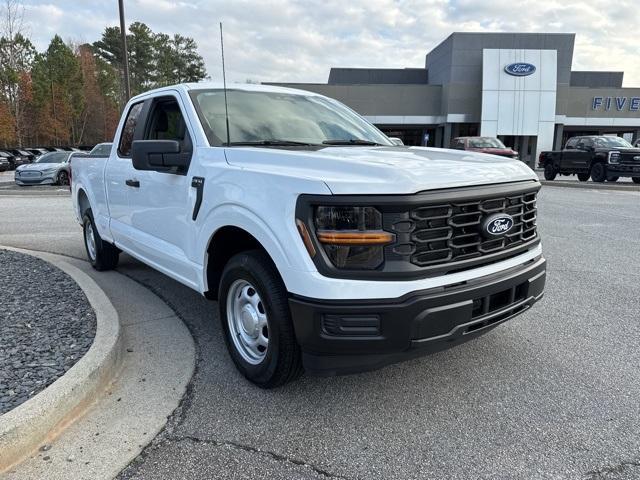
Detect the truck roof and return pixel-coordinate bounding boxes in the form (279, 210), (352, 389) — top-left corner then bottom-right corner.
(129, 82), (321, 103)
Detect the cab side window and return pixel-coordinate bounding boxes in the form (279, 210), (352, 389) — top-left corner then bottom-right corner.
(118, 102), (144, 157)
(144, 97), (192, 154)
(565, 138), (578, 150)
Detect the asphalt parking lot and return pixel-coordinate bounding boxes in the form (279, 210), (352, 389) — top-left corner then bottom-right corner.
(0, 185), (639, 479)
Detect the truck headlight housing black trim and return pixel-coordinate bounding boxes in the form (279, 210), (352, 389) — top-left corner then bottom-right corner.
(312, 206), (393, 269)
(608, 151), (621, 164)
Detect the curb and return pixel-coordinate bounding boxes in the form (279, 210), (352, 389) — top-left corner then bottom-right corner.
(0, 247), (123, 472)
(540, 180), (640, 192)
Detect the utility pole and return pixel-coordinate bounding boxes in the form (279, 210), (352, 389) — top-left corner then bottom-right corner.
(118, 0), (131, 100)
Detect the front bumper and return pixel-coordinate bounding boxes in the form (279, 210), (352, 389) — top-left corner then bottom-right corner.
(607, 164), (640, 176)
(289, 256), (546, 376)
(15, 174), (55, 185)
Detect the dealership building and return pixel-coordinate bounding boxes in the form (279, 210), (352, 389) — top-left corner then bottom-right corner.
(271, 32), (640, 166)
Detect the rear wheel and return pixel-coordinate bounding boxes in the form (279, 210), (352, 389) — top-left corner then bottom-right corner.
(577, 173), (590, 182)
(632, 177), (640, 184)
(590, 163), (607, 183)
(543, 163), (557, 181)
(83, 209), (119, 271)
(219, 250), (303, 388)
(57, 170), (69, 186)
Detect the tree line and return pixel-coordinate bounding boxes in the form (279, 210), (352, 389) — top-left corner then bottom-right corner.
(0, 2), (207, 148)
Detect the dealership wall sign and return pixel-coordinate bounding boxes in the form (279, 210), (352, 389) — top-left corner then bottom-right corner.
(592, 96), (640, 112)
(504, 63), (536, 76)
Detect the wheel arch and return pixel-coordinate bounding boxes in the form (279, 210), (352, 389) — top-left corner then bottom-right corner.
(77, 188), (91, 218)
(203, 225), (283, 300)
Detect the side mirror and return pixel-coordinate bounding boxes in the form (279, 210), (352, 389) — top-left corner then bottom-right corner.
(389, 137), (404, 146)
(132, 140), (190, 172)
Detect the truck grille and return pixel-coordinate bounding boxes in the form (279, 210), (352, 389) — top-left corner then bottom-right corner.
(619, 153), (640, 166)
(386, 186), (538, 274)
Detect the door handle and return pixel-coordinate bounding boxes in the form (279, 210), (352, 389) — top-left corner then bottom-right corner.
(191, 176), (205, 221)
(125, 179), (140, 188)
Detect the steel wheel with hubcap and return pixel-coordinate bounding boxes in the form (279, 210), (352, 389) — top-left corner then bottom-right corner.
(85, 220), (97, 262)
(219, 250), (303, 388)
(82, 208), (120, 271)
(226, 279), (269, 365)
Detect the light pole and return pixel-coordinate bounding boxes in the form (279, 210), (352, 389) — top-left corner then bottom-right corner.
(118, 0), (131, 100)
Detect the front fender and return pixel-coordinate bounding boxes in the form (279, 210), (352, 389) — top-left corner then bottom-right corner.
(196, 203), (314, 293)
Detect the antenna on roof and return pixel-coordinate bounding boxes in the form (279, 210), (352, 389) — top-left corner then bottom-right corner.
(220, 22), (231, 145)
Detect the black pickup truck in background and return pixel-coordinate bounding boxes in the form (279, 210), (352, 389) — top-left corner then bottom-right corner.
(539, 136), (640, 183)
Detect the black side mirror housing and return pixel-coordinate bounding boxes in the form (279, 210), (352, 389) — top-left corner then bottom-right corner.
(132, 140), (190, 173)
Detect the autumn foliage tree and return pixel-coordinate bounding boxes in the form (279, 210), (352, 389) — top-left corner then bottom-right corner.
(0, 4), (207, 148)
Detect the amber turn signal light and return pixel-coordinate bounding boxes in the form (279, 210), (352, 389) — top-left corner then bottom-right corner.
(295, 219), (317, 257)
(316, 231), (394, 245)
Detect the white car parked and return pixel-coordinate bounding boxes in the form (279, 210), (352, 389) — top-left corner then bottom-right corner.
(15, 151), (72, 186)
(71, 83), (546, 387)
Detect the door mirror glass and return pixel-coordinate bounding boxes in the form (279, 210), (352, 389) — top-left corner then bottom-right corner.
(132, 140), (189, 173)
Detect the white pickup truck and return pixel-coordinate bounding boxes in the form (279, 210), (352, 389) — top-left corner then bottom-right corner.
(71, 83), (545, 388)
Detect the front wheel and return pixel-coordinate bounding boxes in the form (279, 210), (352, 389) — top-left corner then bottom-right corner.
(590, 163), (607, 183)
(83, 209), (119, 271)
(577, 173), (590, 182)
(544, 163), (557, 181)
(632, 177), (640, 184)
(219, 250), (303, 388)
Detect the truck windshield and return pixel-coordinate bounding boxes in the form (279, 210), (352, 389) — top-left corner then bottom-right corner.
(594, 137), (633, 148)
(189, 89), (393, 147)
(468, 138), (506, 149)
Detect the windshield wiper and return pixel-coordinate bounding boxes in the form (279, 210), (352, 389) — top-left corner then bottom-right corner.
(322, 139), (382, 146)
(226, 140), (318, 147)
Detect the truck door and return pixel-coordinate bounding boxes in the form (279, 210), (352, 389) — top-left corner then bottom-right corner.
(561, 137), (583, 171)
(124, 92), (201, 289)
(573, 138), (594, 172)
(104, 101), (144, 246)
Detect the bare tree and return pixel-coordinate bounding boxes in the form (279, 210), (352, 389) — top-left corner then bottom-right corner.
(0, 0), (32, 147)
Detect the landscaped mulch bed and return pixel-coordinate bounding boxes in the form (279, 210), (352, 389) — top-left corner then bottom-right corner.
(0, 249), (96, 415)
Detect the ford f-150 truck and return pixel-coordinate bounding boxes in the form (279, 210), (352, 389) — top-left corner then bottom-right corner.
(539, 136), (640, 183)
(71, 83), (546, 388)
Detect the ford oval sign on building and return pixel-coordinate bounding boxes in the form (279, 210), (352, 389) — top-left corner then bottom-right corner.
(504, 63), (536, 76)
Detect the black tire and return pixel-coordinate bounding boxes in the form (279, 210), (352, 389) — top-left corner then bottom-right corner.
(57, 170), (69, 186)
(82, 209), (119, 271)
(219, 250), (303, 388)
(590, 163), (607, 183)
(632, 177), (640, 184)
(607, 176), (619, 182)
(577, 173), (590, 182)
(544, 163), (557, 181)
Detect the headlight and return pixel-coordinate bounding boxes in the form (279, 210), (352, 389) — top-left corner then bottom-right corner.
(609, 152), (621, 164)
(312, 206), (393, 269)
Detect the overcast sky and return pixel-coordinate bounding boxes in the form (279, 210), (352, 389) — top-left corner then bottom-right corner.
(20, 0), (640, 87)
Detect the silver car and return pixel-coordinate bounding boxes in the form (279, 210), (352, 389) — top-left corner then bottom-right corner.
(15, 151), (72, 186)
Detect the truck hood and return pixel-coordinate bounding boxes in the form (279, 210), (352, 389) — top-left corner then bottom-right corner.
(224, 146), (537, 194)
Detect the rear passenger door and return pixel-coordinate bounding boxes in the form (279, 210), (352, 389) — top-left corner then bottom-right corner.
(105, 101), (144, 246)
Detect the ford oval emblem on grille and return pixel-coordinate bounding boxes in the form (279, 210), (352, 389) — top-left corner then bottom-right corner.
(481, 213), (514, 238)
(504, 63), (536, 77)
